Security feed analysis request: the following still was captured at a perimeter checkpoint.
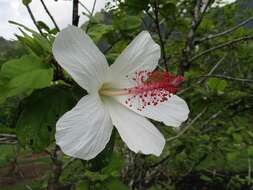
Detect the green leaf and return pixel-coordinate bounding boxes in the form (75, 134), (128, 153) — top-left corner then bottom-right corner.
(200, 175), (213, 182)
(247, 131), (253, 138)
(84, 170), (108, 182)
(16, 34), (43, 56)
(124, 0), (150, 14)
(113, 15), (141, 32)
(1, 55), (46, 78)
(15, 29), (51, 56)
(32, 32), (51, 53)
(104, 178), (129, 190)
(247, 147), (253, 158)
(37, 21), (51, 32)
(22, 0), (32, 6)
(0, 54), (53, 100)
(7, 68), (53, 96)
(88, 24), (113, 43)
(232, 133), (242, 143)
(227, 152), (238, 161)
(0, 145), (15, 166)
(16, 86), (76, 151)
(102, 153), (123, 176)
(0, 127), (16, 134)
(75, 181), (89, 190)
(148, 186), (163, 190)
(9, 20), (37, 34)
(207, 78), (228, 94)
(160, 2), (176, 18)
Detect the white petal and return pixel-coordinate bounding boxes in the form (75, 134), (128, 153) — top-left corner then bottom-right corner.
(115, 95), (189, 128)
(53, 25), (109, 93)
(55, 94), (113, 160)
(105, 98), (165, 156)
(108, 31), (160, 88)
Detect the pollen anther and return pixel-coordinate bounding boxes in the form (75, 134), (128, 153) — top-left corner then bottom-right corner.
(123, 71), (184, 111)
(99, 71), (184, 111)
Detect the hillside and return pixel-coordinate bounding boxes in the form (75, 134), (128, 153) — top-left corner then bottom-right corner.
(0, 37), (25, 65)
(237, 0), (253, 27)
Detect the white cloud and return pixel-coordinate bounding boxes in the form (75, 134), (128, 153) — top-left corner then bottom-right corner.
(213, 0), (237, 7)
(0, 0), (237, 40)
(0, 0), (106, 39)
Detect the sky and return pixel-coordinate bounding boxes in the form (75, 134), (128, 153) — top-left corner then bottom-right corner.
(0, 0), (107, 39)
(0, 0), (236, 40)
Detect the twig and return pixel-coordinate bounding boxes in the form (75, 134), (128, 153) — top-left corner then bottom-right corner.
(203, 169), (227, 177)
(166, 107), (207, 142)
(248, 157), (251, 185)
(0, 134), (18, 144)
(197, 15), (253, 43)
(180, 0), (202, 71)
(177, 54), (227, 95)
(102, 36), (122, 54)
(148, 153), (171, 168)
(149, 108), (207, 168)
(25, 4), (45, 36)
(200, 74), (253, 83)
(197, 54), (227, 84)
(191, 35), (253, 62)
(62, 157), (76, 170)
(86, 0), (97, 32)
(0, 133), (16, 138)
(79, 1), (92, 15)
(153, 2), (168, 71)
(199, 0), (212, 23)
(40, 0), (60, 31)
(179, 0), (211, 75)
(205, 55), (226, 77)
(91, 0), (97, 16)
(72, 0), (80, 26)
(145, 9), (155, 23)
(25, 185), (33, 190)
(201, 99), (242, 128)
(47, 146), (62, 190)
(177, 86), (192, 95)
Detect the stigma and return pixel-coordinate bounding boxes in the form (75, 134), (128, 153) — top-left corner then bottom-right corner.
(100, 71), (184, 111)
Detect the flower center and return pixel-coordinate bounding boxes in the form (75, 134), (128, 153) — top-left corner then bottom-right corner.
(99, 71), (184, 111)
(99, 88), (129, 96)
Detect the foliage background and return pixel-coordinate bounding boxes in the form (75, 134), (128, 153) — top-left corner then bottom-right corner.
(0, 0), (253, 189)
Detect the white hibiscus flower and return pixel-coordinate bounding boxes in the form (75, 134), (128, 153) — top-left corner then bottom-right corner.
(52, 26), (189, 160)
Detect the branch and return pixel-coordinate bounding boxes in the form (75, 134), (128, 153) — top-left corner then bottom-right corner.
(200, 74), (253, 83)
(201, 99), (242, 128)
(199, 0), (212, 24)
(197, 15), (253, 43)
(91, 0), (97, 16)
(0, 134), (18, 144)
(149, 107), (207, 168)
(179, 0), (211, 75)
(62, 157), (76, 170)
(191, 35), (253, 62)
(197, 54), (227, 84)
(25, 4), (45, 36)
(79, 1), (92, 15)
(86, 0), (97, 32)
(40, 0), (60, 31)
(72, 0), (80, 26)
(249, 157), (252, 186)
(166, 107), (207, 142)
(47, 146), (62, 190)
(103, 37), (122, 54)
(153, 2), (168, 71)
(177, 54), (227, 95)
